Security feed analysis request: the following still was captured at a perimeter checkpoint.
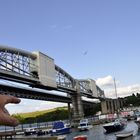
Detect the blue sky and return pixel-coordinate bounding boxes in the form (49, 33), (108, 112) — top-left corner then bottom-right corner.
(0, 0), (140, 113)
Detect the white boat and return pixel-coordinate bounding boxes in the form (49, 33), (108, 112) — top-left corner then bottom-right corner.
(78, 119), (92, 131)
(135, 116), (140, 129)
(115, 130), (133, 139)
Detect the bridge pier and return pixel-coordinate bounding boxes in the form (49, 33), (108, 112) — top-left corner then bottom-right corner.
(67, 103), (72, 123)
(71, 93), (84, 120)
(71, 80), (84, 125)
(101, 98), (124, 114)
(101, 100), (108, 114)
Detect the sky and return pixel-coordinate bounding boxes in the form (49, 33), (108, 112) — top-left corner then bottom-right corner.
(0, 0), (140, 114)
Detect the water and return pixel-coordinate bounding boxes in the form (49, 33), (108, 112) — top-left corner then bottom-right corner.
(65, 121), (140, 140)
(2, 121), (140, 140)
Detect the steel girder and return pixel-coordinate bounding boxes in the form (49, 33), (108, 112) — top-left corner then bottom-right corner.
(0, 84), (71, 103)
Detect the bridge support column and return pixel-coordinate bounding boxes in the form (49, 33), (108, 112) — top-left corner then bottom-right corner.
(101, 99), (115, 114)
(101, 98), (124, 115)
(111, 100), (115, 114)
(71, 80), (84, 125)
(71, 93), (84, 120)
(119, 98), (124, 110)
(114, 99), (118, 113)
(101, 100), (108, 114)
(68, 103), (72, 123)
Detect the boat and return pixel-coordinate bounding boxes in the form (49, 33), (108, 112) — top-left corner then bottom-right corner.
(135, 116), (140, 129)
(73, 135), (88, 140)
(36, 129), (46, 136)
(103, 118), (127, 133)
(24, 128), (36, 136)
(78, 119), (92, 131)
(115, 130), (133, 139)
(103, 78), (127, 133)
(50, 121), (71, 135)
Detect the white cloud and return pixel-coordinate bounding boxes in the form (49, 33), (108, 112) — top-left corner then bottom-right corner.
(96, 76), (140, 98)
(96, 75), (114, 87)
(116, 84), (140, 97)
(6, 99), (66, 114)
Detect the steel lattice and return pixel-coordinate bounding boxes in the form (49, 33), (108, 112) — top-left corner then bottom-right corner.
(55, 65), (75, 90)
(0, 49), (38, 78)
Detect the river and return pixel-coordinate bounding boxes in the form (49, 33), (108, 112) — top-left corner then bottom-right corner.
(65, 121), (139, 140)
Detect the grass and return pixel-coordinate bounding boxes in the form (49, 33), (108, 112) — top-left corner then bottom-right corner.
(16, 106), (67, 119)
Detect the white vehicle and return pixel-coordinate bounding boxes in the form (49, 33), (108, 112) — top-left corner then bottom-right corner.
(135, 116), (140, 129)
(78, 119), (92, 131)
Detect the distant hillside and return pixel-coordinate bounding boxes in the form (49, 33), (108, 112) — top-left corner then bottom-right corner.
(12, 106), (69, 124)
(18, 108), (57, 118)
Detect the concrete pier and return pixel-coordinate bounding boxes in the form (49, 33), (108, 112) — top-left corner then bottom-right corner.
(101, 98), (124, 114)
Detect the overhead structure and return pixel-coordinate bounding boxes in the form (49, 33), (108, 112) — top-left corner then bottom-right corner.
(0, 45), (106, 120)
(0, 45), (105, 98)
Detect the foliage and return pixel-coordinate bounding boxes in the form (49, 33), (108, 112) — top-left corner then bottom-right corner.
(123, 93), (140, 107)
(12, 107), (69, 124)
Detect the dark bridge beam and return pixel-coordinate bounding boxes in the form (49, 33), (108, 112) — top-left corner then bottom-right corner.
(0, 84), (97, 107)
(0, 84), (71, 103)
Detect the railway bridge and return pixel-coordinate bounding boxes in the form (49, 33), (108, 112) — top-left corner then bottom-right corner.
(0, 46), (123, 121)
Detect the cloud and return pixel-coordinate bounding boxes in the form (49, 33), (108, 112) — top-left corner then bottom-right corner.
(6, 98), (66, 114)
(116, 84), (140, 97)
(96, 75), (140, 98)
(104, 84), (140, 98)
(96, 76), (140, 98)
(96, 75), (114, 87)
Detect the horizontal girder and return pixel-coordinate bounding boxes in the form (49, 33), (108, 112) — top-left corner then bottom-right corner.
(0, 84), (97, 105)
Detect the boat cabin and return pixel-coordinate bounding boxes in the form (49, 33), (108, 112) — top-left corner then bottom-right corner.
(78, 119), (92, 131)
